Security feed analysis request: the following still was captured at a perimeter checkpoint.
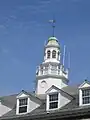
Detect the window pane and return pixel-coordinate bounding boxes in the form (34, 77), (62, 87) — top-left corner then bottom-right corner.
(82, 89), (90, 97)
(49, 102), (58, 109)
(49, 93), (58, 101)
(47, 51), (50, 58)
(19, 98), (28, 106)
(82, 89), (90, 104)
(83, 97), (90, 104)
(52, 50), (56, 58)
(19, 106), (27, 113)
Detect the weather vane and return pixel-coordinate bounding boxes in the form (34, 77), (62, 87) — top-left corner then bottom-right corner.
(49, 19), (56, 37)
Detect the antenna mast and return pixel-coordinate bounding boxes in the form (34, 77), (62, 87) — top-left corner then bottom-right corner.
(68, 52), (70, 70)
(63, 45), (66, 66)
(49, 19), (56, 37)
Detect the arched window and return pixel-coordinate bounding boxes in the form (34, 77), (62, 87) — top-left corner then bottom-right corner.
(47, 50), (51, 58)
(52, 50), (56, 58)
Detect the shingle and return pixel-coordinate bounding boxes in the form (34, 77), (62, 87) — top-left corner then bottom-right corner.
(0, 94), (17, 109)
(62, 86), (78, 95)
(0, 86), (83, 119)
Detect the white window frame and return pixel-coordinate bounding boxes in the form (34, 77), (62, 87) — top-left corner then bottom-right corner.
(49, 93), (58, 109)
(19, 98), (28, 113)
(79, 88), (90, 106)
(46, 92), (60, 111)
(16, 97), (29, 115)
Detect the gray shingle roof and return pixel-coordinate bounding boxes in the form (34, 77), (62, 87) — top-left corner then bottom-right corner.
(0, 94), (17, 109)
(0, 85), (90, 120)
(62, 86), (78, 95)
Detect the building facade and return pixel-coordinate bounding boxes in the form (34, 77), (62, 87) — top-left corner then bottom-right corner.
(0, 35), (90, 120)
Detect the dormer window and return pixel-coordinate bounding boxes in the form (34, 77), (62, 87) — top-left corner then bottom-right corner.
(19, 98), (28, 113)
(79, 80), (90, 106)
(82, 89), (90, 104)
(46, 85), (73, 111)
(49, 93), (58, 109)
(16, 90), (41, 115)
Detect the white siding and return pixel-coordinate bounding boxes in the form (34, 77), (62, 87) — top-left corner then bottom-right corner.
(18, 93), (28, 98)
(36, 77), (67, 94)
(17, 92), (29, 98)
(59, 91), (71, 108)
(28, 98), (40, 112)
(80, 83), (90, 88)
(0, 102), (11, 116)
(79, 81), (90, 89)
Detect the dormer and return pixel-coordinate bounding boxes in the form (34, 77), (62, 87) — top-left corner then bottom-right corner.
(16, 90), (42, 115)
(45, 85), (73, 111)
(79, 80), (90, 106)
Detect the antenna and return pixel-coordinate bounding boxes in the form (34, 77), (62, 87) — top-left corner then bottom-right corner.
(44, 40), (46, 46)
(63, 45), (66, 66)
(49, 19), (56, 37)
(68, 51), (70, 70)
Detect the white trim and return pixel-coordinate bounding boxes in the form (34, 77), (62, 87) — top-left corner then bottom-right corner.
(78, 81), (90, 89)
(46, 92), (60, 111)
(46, 94), (49, 111)
(79, 89), (82, 106)
(16, 92), (29, 99)
(16, 98), (19, 115)
(16, 97), (30, 115)
(58, 93), (60, 109)
(79, 88), (90, 106)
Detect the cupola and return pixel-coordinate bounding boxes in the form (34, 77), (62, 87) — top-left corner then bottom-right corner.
(46, 37), (60, 48)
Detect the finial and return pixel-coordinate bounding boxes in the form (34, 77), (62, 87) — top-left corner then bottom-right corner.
(85, 79), (87, 82)
(49, 19), (56, 37)
(85, 77), (88, 82)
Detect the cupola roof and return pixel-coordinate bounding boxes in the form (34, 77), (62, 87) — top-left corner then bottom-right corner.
(46, 36), (60, 48)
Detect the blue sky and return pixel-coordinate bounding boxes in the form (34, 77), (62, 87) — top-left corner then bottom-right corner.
(0, 0), (90, 95)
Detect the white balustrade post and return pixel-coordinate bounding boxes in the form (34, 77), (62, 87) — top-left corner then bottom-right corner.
(48, 64), (51, 74)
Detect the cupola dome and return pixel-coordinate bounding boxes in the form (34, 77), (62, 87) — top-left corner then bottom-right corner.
(46, 36), (60, 48)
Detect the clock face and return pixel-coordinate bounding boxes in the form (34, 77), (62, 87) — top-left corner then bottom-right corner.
(40, 80), (47, 88)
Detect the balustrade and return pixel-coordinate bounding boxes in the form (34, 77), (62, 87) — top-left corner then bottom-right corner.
(36, 66), (68, 79)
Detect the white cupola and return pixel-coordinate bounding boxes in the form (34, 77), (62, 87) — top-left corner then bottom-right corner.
(44, 36), (60, 63)
(35, 36), (69, 95)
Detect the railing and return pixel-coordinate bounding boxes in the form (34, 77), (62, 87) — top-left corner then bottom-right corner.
(36, 67), (68, 79)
